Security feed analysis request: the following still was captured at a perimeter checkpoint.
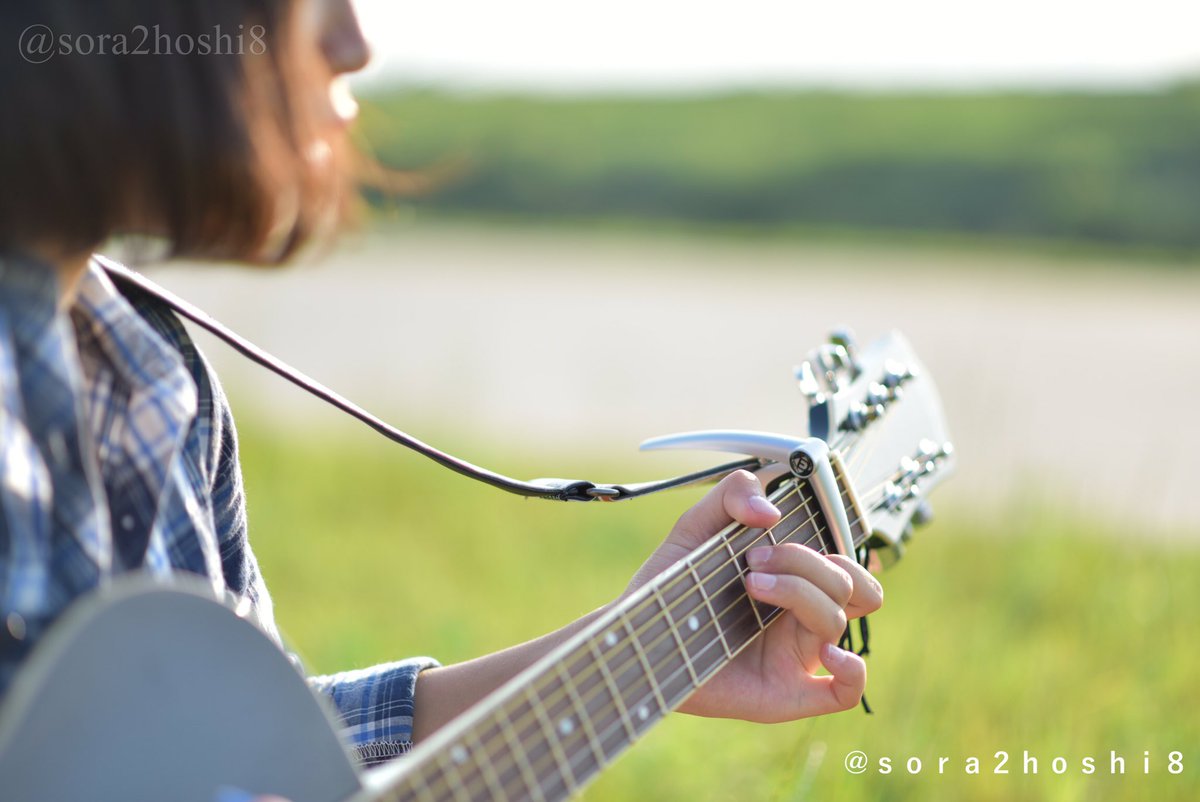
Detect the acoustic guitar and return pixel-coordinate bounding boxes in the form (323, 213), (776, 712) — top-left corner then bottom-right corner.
(0, 330), (954, 802)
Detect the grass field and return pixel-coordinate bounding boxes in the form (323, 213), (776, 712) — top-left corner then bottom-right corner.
(238, 424), (1199, 802)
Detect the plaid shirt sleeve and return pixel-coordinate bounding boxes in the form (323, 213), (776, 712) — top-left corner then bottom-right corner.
(0, 255), (438, 766)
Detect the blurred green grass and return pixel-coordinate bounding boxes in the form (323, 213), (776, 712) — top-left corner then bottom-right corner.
(240, 425), (1199, 801)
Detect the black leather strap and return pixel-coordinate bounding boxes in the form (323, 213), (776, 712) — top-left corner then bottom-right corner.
(98, 258), (762, 502)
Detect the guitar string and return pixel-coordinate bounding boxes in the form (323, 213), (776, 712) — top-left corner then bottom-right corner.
(403, 491), (885, 802)
(402, 406), (916, 797)
(401, 535), (834, 802)
(401, 487), (887, 802)
(405, 497), (877, 802)
(403, 474), (889, 802)
(530, 494), (886, 802)
(394, 484), (822, 801)
(397, 419), (898, 799)
(404, 476), (892, 802)
(388, 480), (811, 797)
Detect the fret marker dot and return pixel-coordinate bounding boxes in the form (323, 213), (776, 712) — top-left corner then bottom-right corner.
(637, 705), (650, 721)
(604, 631), (618, 648)
(450, 745), (468, 764)
(558, 717), (574, 736)
(687, 615), (700, 632)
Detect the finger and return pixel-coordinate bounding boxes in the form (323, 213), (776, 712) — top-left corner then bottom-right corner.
(670, 470), (780, 547)
(804, 642), (867, 716)
(745, 544), (855, 608)
(827, 554), (884, 619)
(790, 617), (831, 674)
(745, 572), (848, 644)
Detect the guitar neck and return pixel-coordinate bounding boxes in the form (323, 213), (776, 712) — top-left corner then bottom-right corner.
(372, 470), (869, 802)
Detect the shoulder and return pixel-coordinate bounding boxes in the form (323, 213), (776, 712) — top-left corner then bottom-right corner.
(93, 256), (236, 488)
(97, 258), (209, 391)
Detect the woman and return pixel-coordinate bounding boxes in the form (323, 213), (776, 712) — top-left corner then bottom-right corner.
(0, 0), (881, 787)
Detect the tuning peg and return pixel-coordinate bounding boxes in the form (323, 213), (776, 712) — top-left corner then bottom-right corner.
(866, 383), (889, 407)
(829, 327), (861, 377)
(794, 361), (824, 400)
(881, 360), (904, 385)
(842, 402), (868, 432)
(911, 500), (934, 527)
(814, 344), (852, 393)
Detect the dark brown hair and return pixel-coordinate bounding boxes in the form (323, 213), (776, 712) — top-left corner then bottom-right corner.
(0, 0), (347, 263)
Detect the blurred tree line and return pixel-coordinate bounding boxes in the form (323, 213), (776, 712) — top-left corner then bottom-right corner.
(357, 82), (1200, 252)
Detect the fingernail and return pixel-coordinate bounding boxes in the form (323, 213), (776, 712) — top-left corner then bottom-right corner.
(748, 571), (776, 591)
(746, 546), (772, 568)
(748, 495), (779, 517)
(822, 642), (851, 666)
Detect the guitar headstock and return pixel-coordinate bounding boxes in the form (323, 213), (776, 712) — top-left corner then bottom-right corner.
(641, 329), (954, 566)
(798, 329), (955, 563)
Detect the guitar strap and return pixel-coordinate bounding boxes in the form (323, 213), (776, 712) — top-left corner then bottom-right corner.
(98, 257), (762, 503)
(103, 258), (878, 714)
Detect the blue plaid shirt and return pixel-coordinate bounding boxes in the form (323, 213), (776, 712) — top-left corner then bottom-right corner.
(0, 252), (435, 765)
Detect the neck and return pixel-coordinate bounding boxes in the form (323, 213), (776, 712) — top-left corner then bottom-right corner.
(23, 245), (90, 311)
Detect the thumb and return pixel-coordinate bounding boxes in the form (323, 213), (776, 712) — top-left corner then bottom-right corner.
(669, 470), (780, 549)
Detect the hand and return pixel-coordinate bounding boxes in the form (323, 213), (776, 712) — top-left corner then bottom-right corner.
(623, 470), (883, 722)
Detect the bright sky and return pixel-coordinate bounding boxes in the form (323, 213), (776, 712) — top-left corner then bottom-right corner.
(352, 0), (1200, 92)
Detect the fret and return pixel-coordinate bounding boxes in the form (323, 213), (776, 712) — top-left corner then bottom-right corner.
(495, 704), (547, 802)
(630, 596), (693, 708)
(717, 527), (741, 571)
(433, 747), (473, 802)
(797, 489), (833, 554)
(584, 636), (638, 743)
(776, 483), (815, 543)
(570, 644), (631, 761)
(513, 672), (583, 797)
(687, 562), (732, 660)
(706, 540), (770, 653)
(720, 525), (768, 638)
(716, 524), (769, 636)
(782, 486), (812, 542)
(652, 586), (700, 686)
(472, 718), (523, 798)
(524, 684), (579, 799)
(667, 585), (726, 682)
(465, 727), (508, 802)
(551, 659), (609, 774)
(619, 612), (667, 712)
(734, 533), (768, 633)
(406, 766), (440, 802)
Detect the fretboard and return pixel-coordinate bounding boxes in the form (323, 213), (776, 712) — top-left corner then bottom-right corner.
(371, 468), (869, 802)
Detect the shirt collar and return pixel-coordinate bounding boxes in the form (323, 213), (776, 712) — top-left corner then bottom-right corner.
(73, 258), (197, 423)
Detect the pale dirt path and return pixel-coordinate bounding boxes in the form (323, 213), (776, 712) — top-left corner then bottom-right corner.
(146, 225), (1200, 535)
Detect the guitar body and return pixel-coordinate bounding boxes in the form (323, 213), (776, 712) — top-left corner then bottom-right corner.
(0, 578), (363, 802)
